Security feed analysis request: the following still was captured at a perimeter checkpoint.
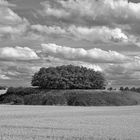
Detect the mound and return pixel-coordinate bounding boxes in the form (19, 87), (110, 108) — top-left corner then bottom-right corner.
(0, 88), (140, 106)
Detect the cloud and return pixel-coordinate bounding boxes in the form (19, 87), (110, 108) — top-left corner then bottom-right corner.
(0, 2), (29, 41)
(41, 43), (131, 63)
(31, 24), (128, 43)
(0, 7), (22, 25)
(0, 0), (16, 7)
(104, 58), (140, 86)
(41, 2), (70, 18)
(41, 0), (140, 25)
(39, 0), (140, 46)
(0, 46), (40, 60)
(0, 74), (10, 80)
(31, 24), (66, 35)
(68, 25), (128, 42)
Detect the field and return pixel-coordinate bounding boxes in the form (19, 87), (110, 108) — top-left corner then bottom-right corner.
(0, 105), (140, 140)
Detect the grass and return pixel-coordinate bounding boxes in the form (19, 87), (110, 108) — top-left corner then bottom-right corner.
(1, 88), (140, 106)
(0, 105), (140, 140)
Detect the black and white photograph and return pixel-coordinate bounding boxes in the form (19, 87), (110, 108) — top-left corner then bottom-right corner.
(0, 0), (140, 139)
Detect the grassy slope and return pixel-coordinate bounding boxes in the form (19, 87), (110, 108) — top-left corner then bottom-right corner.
(0, 88), (140, 106)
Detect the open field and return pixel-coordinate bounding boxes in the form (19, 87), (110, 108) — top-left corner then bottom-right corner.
(0, 105), (140, 140)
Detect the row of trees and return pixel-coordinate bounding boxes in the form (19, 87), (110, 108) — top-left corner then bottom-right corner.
(107, 86), (140, 93)
(32, 65), (106, 89)
(0, 86), (6, 90)
(120, 87), (140, 92)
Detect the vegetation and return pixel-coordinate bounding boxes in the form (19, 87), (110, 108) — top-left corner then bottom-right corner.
(119, 86), (140, 93)
(0, 87), (140, 106)
(1, 65), (140, 106)
(31, 65), (106, 89)
(0, 86), (6, 90)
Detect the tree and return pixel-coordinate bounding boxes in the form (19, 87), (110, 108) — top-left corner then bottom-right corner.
(120, 87), (124, 91)
(108, 87), (113, 91)
(130, 87), (136, 92)
(31, 65), (106, 89)
(124, 87), (129, 91)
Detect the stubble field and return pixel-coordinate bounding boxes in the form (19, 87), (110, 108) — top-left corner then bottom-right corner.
(0, 105), (140, 140)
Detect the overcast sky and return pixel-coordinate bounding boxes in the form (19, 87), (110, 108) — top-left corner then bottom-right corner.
(0, 0), (140, 87)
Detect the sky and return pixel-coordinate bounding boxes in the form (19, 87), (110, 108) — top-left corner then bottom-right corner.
(0, 0), (140, 88)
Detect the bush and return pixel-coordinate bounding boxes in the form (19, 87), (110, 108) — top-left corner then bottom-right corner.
(31, 65), (106, 89)
(6, 87), (40, 96)
(1, 94), (24, 105)
(0, 87), (139, 106)
(24, 94), (66, 105)
(0, 86), (6, 90)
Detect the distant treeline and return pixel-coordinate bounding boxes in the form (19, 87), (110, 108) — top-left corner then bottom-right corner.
(0, 86), (6, 90)
(0, 87), (140, 106)
(120, 87), (140, 93)
(107, 86), (140, 93)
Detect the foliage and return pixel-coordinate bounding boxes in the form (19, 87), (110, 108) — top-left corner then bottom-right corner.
(31, 65), (106, 89)
(6, 87), (40, 96)
(107, 87), (113, 91)
(0, 87), (139, 106)
(120, 87), (124, 91)
(130, 87), (140, 93)
(0, 86), (6, 90)
(24, 94), (66, 105)
(0, 94), (24, 105)
(120, 86), (140, 92)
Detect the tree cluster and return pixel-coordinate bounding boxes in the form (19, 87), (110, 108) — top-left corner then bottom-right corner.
(31, 65), (106, 89)
(120, 86), (140, 93)
(0, 86), (6, 90)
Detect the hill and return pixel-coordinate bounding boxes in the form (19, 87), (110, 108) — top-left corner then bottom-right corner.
(0, 87), (140, 106)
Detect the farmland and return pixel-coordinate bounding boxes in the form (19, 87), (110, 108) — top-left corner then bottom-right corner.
(0, 105), (140, 140)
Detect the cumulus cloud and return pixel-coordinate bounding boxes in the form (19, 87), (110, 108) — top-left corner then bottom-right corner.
(31, 24), (66, 35)
(0, 46), (40, 60)
(40, 0), (140, 46)
(0, 0), (16, 7)
(41, 0), (140, 24)
(41, 2), (70, 18)
(0, 74), (10, 80)
(68, 25), (128, 42)
(0, 1), (30, 41)
(0, 7), (23, 25)
(31, 24), (128, 43)
(104, 57), (140, 86)
(41, 43), (131, 63)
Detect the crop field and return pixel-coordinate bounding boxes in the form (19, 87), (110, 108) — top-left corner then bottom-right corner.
(0, 105), (140, 140)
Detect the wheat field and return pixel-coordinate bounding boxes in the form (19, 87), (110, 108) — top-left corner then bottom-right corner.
(0, 105), (140, 140)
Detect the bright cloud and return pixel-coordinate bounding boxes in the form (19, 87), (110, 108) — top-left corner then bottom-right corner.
(31, 24), (128, 43)
(68, 25), (128, 42)
(0, 1), (29, 41)
(41, 0), (140, 23)
(0, 46), (39, 60)
(40, 0), (140, 46)
(41, 43), (130, 63)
